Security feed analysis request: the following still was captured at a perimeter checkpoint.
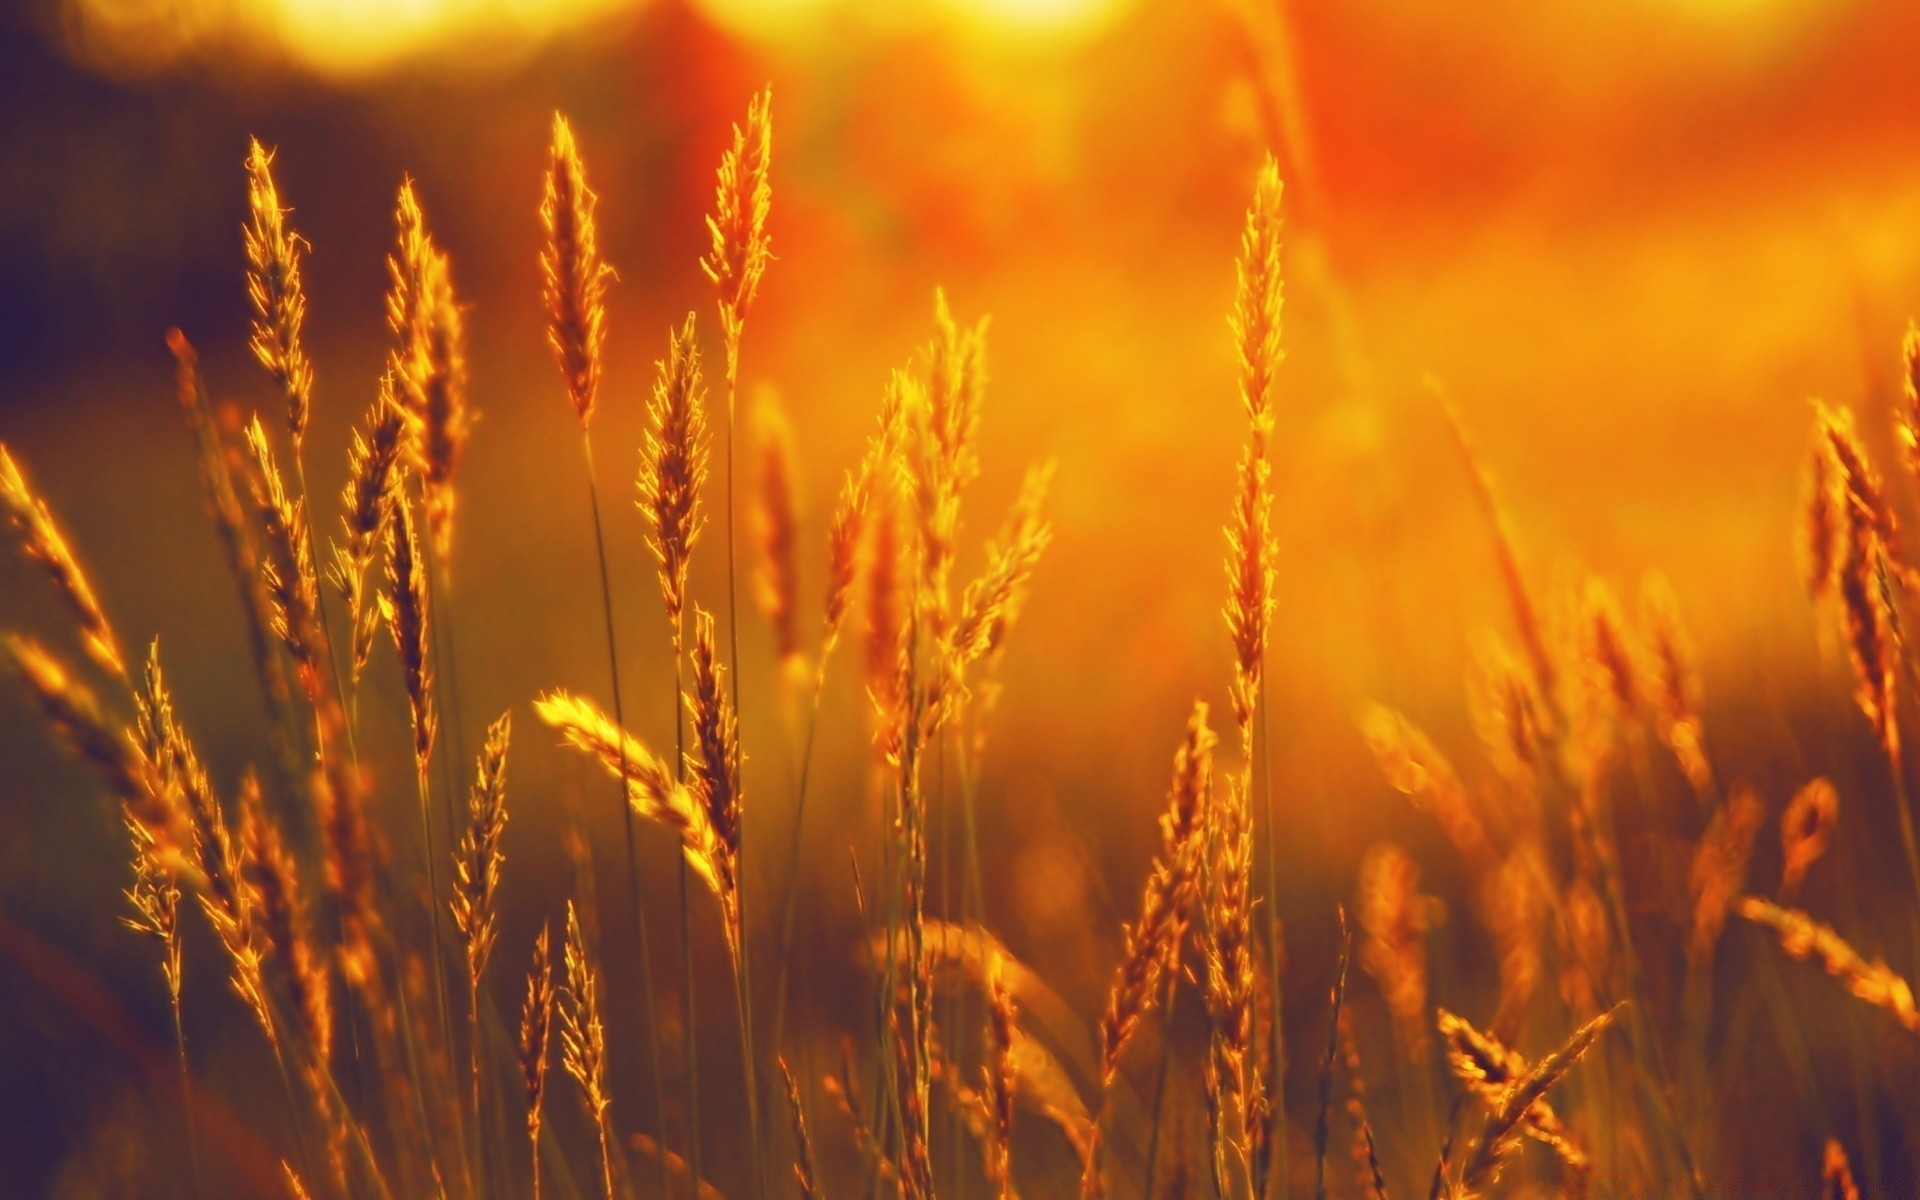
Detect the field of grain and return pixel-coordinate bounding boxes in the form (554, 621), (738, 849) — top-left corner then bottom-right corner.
(7, 2), (1920, 1197)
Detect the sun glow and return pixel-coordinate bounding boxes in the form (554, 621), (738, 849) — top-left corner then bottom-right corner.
(60, 0), (635, 78)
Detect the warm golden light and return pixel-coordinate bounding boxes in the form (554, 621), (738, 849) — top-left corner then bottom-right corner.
(60, 0), (636, 77)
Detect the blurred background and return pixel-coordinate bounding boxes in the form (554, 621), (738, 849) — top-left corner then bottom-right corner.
(6, 0), (1920, 1195)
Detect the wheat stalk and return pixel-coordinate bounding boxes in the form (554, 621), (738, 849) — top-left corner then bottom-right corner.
(1205, 771), (1261, 1192)
(687, 607), (744, 952)
(1100, 701), (1215, 1082)
(703, 95), (775, 1197)
(122, 808), (200, 1199)
(560, 901), (617, 1200)
(165, 331), (298, 781)
(332, 389), (406, 691)
(537, 121), (675, 1200)
(244, 139), (314, 451)
(1455, 1005), (1620, 1196)
(0, 444), (127, 681)
(521, 926), (556, 1200)
(1437, 1009), (1589, 1177)
(387, 186), (468, 561)
(1738, 897), (1920, 1035)
(452, 709), (511, 1170)
(542, 113), (612, 427)
(535, 691), (736, 911)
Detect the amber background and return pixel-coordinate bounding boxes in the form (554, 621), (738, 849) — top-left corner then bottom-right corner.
(6, 0), (1920, 1195)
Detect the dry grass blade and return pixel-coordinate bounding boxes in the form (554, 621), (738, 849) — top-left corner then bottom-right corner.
(542, 112), (612, 427)
(1099, 700), (1214, 1082)
(1456, 1004), (1621, 1196)
(1737, 897), (1920, 1035)
(638, 313), (711, 642)
(0, 443), (125, 679)
(244, 139), (314, 448)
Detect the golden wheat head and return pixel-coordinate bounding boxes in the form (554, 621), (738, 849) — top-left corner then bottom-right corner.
(543, 113), (613, 426)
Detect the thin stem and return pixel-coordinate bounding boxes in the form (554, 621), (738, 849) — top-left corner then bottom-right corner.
(291, 452), (357, 770)
(1258, 673), (1285, 1200)
(595, 1108), (617, 1200)
(469, 976), (485, 1200)
(677, 643), (702, 1200)
(721, 324), (767, 1200)
(423, 539), (473, 1198)
(1141, 969), (1182, 1200)
(731, 933), (767, 1200)
(385, 937), (450, 1200)
(772, 673), (828, 1057)
(415, 762), (458, 1146)
(580, 430), (674, 1200)
(170, 986), (206, 1200)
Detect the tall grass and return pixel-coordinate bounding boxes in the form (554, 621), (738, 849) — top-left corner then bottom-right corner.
(7, 81), (1920, 1200)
